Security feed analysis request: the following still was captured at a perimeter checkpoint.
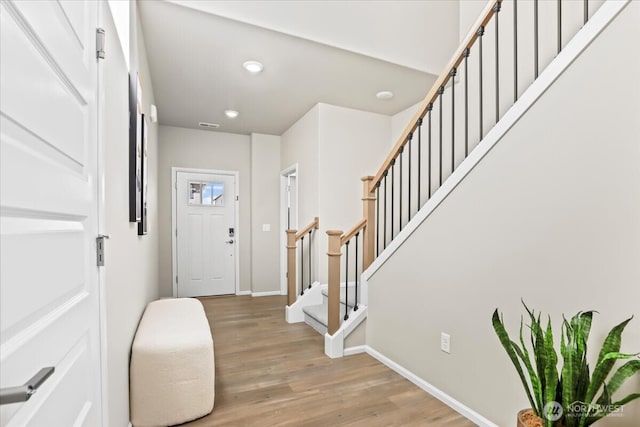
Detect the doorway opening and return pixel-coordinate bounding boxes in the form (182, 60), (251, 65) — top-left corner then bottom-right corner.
(280, 164), (298, 296)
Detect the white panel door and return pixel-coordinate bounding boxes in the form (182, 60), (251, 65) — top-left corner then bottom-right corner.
(0, 0), (101, 426)
(176, 172), (236, 297)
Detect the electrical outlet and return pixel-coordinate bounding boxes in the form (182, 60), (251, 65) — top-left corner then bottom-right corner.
(441, 332), (451, 354)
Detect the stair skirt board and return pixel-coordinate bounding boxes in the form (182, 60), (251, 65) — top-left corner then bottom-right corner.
(324, 305), (367, 358)
(362, 0), (631, 286)
(285, 281), (322, 323)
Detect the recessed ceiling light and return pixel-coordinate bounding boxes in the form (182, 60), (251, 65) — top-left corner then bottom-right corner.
(199, 122), (220, 129)
(224, 110), (239, 119)
(376, 91), (394, 100)
(243, 60), (263, 74)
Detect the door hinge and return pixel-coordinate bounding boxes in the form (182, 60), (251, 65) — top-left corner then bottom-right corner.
(236, 195), (239, 201)
(96, 234), (110, 266)
(96, 28), (105, 60)
(176, 276), (178, 284)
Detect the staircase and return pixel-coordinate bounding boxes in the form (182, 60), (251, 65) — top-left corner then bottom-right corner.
(285, 0), (613, 358)
(303, 285), (359, 335)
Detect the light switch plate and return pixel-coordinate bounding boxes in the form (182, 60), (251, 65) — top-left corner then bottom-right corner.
(262, 224), (271, 232)
(441, 333), (451, 354)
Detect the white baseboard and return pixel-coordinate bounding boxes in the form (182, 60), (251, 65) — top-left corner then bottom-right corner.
(236, 290), (251, 296)
(251, 290), (282, 297)
(365, 346), (498, 427)
(343, 345), (367, 356)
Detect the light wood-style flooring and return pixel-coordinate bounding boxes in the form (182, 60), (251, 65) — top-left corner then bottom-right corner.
(180, 295), (475, 427)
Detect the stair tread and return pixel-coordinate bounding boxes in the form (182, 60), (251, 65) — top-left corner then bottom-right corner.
(302, 304), (327, 326)
(321, 287), (360, 308)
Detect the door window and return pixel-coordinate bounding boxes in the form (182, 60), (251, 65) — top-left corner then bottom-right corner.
(189, 181), (224, 206)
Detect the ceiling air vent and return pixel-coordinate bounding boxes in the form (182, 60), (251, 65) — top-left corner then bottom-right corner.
(198, 122), (220, 129)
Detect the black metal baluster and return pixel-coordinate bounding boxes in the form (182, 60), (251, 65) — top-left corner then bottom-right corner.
(300, 235), (304, 296)
(308, 229), (312, 289)
(376, 183), (380, 256)
(408, 133), (412, 220)
(584, 0), (589, 25)
(399, 147), (403, 230)
(478, 26), (484, 139)
(451, 68), (456, 173)
(344, 240), (349, 321)
(354, 232), (359, 311)
(464, 48), (469, 157)
(557, 0), (562, 54)
(534, 0), (539, 78)
(495, 2), (501, 124)
(514, 0), (519, 102)
(438, 86), (444, 187)
(383, 172), (388, 249)
(417, 119), (422, 209)
(427, 104), (432, 198)
(391, 159), (395, 239)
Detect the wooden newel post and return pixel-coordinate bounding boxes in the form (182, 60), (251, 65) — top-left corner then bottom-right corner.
(361, 176), (376, 270)
(326, 230), (343, 335)
(286, 229), (297, 306)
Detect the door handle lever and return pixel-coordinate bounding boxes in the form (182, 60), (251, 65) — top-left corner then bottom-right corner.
(226, 239), (234, 244)
(0, 367), (55, 405)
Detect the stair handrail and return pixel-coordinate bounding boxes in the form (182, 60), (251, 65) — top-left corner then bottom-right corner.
(286, 217), (319, 306)
(295, 217), (320, 240)
(340, 218), (366, 246)
(369, 0), (501, 193)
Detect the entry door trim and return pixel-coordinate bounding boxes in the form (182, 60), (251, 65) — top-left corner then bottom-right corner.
(171, 167), (240, 297)
(279, 164), (298, 296)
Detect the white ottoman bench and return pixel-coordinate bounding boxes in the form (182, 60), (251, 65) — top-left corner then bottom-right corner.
(130, 298), (214, 427)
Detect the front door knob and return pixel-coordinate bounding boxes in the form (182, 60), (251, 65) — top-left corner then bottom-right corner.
(226, 239), (234, 244)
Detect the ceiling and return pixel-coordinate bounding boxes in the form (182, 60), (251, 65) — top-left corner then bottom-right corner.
(139, 1), (460, 136)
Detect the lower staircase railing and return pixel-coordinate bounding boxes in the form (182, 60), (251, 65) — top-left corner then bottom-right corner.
(326, 178), (375, 335)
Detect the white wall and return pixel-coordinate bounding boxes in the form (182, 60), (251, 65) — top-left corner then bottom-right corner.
(367, 3), (640, 426)
(280, 106), (320, 231)
(317, 104), (390, 282)
(391, 101), (421, 148)
(101, 2), (159, 426)
(158, 126), (252, 296)
(251, 133), (282, 294)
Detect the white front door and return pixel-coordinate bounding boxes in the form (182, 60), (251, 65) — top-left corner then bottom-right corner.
(0, 0), (102, 426)
(176, 172), (236, 297)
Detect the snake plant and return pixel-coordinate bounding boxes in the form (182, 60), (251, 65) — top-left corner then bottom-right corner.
(492, 302), (640, 427)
